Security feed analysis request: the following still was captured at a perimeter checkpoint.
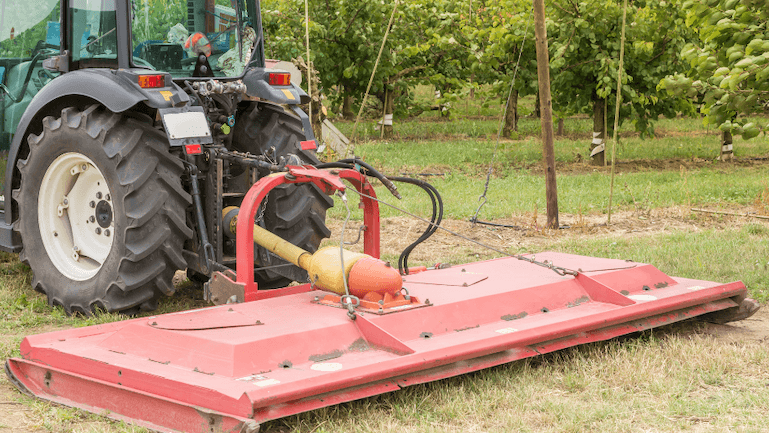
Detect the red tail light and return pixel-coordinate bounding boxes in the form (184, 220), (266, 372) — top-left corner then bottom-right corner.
(268, 72), (291, 86)
(138, 74), (166, 88)
(184, 144), (203, 155)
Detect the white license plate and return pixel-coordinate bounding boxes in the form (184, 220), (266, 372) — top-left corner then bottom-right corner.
(163, 111), (211, 140)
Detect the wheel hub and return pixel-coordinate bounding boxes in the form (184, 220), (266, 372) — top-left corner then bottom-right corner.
(95, 200), (113, 228)
(39, 153), (114, 281)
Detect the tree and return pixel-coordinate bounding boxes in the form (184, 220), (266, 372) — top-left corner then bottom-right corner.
(464, 0), (537, 137)
(659, 0), (769, 158)
(262, 0), (477, 134)
(547, 0), (693, 164)
(262, 0), (396, 120)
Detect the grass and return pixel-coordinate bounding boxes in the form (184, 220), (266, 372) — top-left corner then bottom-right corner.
(327, 164), (769, 220)
(549, 224), (769, 303)
(343, 124), (769, 168)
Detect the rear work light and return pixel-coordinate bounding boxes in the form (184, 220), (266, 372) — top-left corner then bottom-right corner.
(138, 74), (166, 88)
(268, 72), (291, 86)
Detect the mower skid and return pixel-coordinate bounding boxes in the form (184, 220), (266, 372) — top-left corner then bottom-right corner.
(5, 253), (751, 432)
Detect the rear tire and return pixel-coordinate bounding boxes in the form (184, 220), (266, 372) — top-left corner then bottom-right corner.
(233, 103), (332, 288)
(15, 105), (193, 315)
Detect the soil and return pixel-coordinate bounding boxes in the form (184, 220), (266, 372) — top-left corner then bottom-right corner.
(326, 204), (768, 260)
(1, 208), (768, 432)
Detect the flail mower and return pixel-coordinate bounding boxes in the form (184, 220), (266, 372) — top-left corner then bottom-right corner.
(0, 0), (759, 432)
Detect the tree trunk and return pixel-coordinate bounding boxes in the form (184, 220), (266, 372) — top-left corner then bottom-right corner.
(308, 63), (322, 142)
(534, 92), (541, 118)
(502, 89), (519, 138)
(590, 95), (606, 166)
(383, 89), (394, 138)
(440, 85), (451, 118)
(557, 117), (564, 136)
(342, 87), (354, 120)
(720, 130), (734, 161)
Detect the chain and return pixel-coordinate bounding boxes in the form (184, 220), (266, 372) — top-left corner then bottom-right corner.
(255, 149), (280, 224)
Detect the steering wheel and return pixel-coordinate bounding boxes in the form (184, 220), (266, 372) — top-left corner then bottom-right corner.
(12, 52), (46, 102)
(85, 35), (99, 54)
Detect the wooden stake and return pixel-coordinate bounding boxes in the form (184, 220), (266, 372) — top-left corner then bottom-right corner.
(304, 0), (312, 129)
(607, 0), (629, 225)
(533, 0), (559, 229)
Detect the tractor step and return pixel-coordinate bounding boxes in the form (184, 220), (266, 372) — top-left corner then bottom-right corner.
(6, 252), (748, 433)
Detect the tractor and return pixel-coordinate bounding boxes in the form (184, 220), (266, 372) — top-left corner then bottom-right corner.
(0, 0), (332, 314)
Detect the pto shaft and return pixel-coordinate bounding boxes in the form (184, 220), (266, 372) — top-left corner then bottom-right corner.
(223, 207), (402, 299)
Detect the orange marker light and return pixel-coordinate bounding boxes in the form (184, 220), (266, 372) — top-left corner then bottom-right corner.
(268, 72), (291, 86)
(138, 74), (165, 88)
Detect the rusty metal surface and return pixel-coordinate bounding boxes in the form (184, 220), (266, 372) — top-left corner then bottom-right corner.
(205, 270), (246, 305)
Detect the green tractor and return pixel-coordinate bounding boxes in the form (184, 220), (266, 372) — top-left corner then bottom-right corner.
(0, 0), (332, 314)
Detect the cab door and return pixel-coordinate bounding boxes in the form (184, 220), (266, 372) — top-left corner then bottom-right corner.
(0, 0), (62, 150)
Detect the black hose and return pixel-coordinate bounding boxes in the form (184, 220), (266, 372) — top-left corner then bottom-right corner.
(389, 177), (443, 275)
(316, 161), (443, 274)
(317, 158), (401, 199)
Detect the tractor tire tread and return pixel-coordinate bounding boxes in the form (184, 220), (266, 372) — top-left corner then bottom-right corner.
(16, 105), (192, 314)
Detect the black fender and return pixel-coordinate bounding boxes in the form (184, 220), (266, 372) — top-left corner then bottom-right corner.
(242, 67), (310, 105)
(0, 69), (189, 251)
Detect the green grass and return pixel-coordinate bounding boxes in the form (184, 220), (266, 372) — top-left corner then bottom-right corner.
(345, 130), (769, 169)
(547, 224), (769, 303)
(328, 164), (769, 220)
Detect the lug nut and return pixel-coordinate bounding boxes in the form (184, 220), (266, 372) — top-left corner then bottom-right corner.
(81, 164), (87, 171)
(104, 229), (110, 237)
(95, 228), (101, 234)
(105, 194), (110, 201)
(96, 192), (102, 199)
(90, 201), (95, 208)
(89, 216), (95, 223)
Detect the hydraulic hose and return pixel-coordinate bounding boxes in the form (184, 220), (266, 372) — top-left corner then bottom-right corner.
(317, 159), (443, 275)
(318, 158), (401, 199)
(389, 177), (443, 274)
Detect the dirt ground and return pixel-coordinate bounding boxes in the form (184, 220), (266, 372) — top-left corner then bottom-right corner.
(1, 207), (768, 432)
(327, 204), (768, 262)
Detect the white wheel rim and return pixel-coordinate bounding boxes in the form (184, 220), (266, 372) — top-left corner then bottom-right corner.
(39, 153), (114, 281)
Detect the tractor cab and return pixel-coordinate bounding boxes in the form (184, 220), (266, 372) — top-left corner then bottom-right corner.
(0, 0), (264, 150)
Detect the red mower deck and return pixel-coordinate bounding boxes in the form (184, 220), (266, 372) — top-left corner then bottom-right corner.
(6, 253), (746, 433)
